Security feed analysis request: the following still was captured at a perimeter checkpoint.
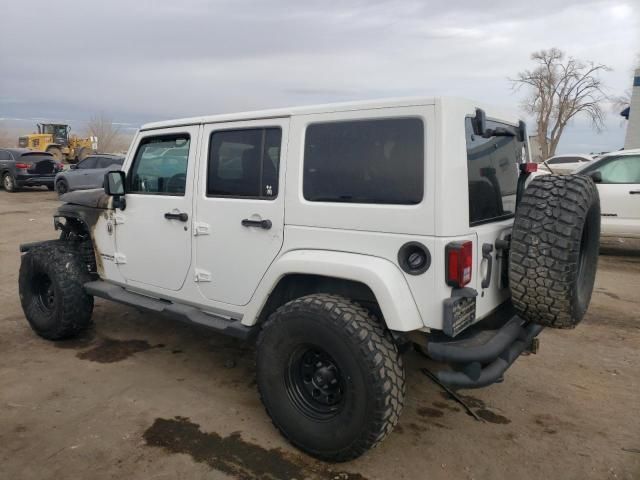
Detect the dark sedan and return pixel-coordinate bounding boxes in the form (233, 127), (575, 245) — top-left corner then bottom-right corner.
(0, 148), (63, 192)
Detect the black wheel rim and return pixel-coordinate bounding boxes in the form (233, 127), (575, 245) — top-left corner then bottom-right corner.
(285, 345), (345, 420)
(33, 273), (55, 313)
(57, 182), (67, 194)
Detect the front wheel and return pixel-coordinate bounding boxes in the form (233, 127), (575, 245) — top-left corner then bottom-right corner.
(56, 179), (69, 196)
(76, 147), (92, 162)
(47, 146), (63, 162)
(256, 294), (405, 462)
(19, 240), (94, 340)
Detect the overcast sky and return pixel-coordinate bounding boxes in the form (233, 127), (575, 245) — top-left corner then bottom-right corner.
(1, 0), (638, 153)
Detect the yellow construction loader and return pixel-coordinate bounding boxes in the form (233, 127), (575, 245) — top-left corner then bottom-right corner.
(18, 124), (97, 163)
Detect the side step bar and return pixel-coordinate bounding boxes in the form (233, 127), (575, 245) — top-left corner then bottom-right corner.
(84, 281), (255, 340)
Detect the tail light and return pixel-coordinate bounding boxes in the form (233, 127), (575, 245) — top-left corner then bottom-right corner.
(15, 162), (32, 169)
(446, 241), (473, 288)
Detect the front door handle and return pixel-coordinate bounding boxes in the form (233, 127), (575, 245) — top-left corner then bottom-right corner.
(241, 218), (272, 229)
(630, 190), (640, 195)
(164, 212), (189, 222)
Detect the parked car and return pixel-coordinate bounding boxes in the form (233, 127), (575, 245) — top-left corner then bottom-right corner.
(18, 98), (600, 461)
(575, 149), (640, 239)
(0, 148), (63, 192)
(54, 154), (125, 195)
(540, 153), (593, 174)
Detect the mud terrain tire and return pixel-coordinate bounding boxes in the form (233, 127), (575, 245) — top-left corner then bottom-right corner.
(19, 240), (94, 340)
(509, 174), (600, 328)
(256, 294), (405, 462)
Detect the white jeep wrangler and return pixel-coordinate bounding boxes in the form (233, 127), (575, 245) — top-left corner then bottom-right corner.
(18, 97), (600, 461)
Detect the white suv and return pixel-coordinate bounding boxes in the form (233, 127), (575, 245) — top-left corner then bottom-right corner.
(18, 97), (601, 461)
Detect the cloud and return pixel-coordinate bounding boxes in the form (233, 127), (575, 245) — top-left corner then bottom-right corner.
(0, 0), (637, 153)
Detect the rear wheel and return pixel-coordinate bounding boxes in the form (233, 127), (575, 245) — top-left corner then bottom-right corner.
(2, 172), (17, 192)
(19, 240), (94, 340)
(76, 147), (92, 162)
(257, 294), (405, 461)
(509, 174), (600, 328)
(47, 146), (63, 162)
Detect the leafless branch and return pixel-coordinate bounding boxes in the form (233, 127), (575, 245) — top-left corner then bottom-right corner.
(86, 113), (122, 153)
(510, 48), (610, 158)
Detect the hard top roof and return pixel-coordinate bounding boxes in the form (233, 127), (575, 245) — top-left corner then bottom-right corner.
(140, 96), (446, 131)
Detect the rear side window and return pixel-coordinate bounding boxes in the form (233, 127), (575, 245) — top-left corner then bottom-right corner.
(207, 128), (282, 199)
(78, 157), (98, 169)
(0, 150), (10, 160)
(98, 157), (122, 168)
(128, 135), (190, 195)
(466, 117), (526, 225)
(303, 118), (424, 204)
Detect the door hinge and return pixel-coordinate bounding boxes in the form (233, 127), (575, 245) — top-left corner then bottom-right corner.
(194, 268), (212, 282)
(114, 213), (126, 225)
(193, 222), (211, 236)
(114, 252), (127, 264)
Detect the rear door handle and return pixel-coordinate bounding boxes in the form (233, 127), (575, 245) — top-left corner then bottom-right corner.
(481, 243), (494, 289)
(164, 212), (189, 222)
(630, 190), (640, 195)
(241, 218), (272, 229)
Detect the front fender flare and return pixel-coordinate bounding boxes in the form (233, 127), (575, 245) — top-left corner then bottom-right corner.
(245, 250), (424, 332)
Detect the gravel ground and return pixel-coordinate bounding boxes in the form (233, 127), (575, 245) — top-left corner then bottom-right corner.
(1, 189), (639, 480)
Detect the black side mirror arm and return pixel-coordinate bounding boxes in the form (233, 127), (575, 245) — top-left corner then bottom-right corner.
(112, 195), (126, 210)
(588, 171), (602, 183)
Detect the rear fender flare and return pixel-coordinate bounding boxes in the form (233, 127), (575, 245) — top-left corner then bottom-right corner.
(245, 250), (424, 332)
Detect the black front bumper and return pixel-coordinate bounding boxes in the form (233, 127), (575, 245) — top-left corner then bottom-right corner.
(420, 304), (543, 389)
(16, 174), (56, 187)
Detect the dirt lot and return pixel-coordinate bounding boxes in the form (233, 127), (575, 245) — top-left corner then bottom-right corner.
(1, 189), (639, 480)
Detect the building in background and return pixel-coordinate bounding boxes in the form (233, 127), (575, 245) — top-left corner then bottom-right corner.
(528, 134), (549, 162)
(623, 68), (640, 150)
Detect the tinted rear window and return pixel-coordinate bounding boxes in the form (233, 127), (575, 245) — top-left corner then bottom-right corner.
(97, 157), (123, 168)
(466, 118), (526, 225)
(303, 118), (424, 204)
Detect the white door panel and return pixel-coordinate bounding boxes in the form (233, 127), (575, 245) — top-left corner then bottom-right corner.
(598, 183), (640, 236)
(194, 119), (288, 306)
(115, 126), (199, 291)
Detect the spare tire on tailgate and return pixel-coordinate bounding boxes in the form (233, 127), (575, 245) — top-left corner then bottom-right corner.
(509, 174), (600, 328)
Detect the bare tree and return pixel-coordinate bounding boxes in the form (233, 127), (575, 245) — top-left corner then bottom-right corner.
(86, 113), (121, 153)
(0, 127), (13, 148)
(511, 48), (610, 158)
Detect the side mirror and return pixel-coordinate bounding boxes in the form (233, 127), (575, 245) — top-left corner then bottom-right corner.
(104, 170), (126, 210)
(70, 164), (77, 170)
(588, 171), (602, 183)
(472, 108), (487, 136)
(517, 120), (527, 143)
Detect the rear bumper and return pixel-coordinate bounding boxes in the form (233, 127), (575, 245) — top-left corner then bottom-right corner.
(418, 304), (543, 389)
(16, 174), (55, 187)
